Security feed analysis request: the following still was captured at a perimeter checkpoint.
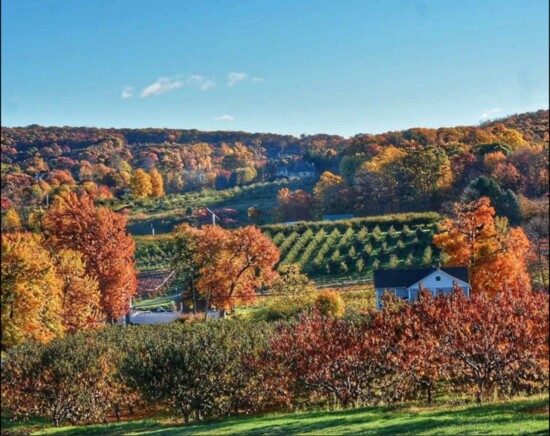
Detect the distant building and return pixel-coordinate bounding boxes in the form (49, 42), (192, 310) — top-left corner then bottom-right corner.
(275, 160), (316, 179)
(374, 265), (470, 310)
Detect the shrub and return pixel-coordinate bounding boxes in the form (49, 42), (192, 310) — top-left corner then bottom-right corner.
(422, 246), (433, 266)
(355, 258), (365, 273)
(315, 290), (346, 318)
(388, 254), (399, 269)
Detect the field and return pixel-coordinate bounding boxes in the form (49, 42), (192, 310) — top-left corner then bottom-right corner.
(3, 396), (548, 435)
(134, 212), (442, 279)
(262, 213), (441, 280)
(110, 178), (316, 235)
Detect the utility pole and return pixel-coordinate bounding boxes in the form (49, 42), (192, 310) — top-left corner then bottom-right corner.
(205, 207), (219, 227)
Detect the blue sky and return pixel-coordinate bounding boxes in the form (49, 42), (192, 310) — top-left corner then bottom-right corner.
(1, 0), (548, 137)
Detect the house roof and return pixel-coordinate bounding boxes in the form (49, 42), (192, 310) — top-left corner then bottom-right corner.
(374, 267), (469, 289)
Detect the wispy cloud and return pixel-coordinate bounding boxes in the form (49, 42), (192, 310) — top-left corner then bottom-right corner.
(251, 77), (264, 83)
(121, 87), (134, 99)
(214, 114), (234, 121)
(480, 108), (501, 119)
(227, 72), (247, 87)
(187, 75), (215, 90)
(140, 77), (184, 98)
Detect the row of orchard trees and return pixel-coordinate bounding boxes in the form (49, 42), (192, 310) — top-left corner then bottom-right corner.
(2, 285), (548, 427)
(1, 192), (137, 348)
(269, 223), (436, 276)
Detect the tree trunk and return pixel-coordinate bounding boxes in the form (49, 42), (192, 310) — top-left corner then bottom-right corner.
(427, 384), (433, 404)
(476, 381), (484, 404)
(204, 289), (211, 321)
(181, 405), (189, 425)
(191, 275), (197, 315)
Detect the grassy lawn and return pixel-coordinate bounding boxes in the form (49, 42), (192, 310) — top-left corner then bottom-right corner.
(4, 396), (548, 435)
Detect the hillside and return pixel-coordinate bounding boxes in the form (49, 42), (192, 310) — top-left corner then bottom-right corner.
(2, 111), (548, 220)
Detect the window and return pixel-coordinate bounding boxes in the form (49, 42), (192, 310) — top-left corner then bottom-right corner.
(435, 276), (441, 281)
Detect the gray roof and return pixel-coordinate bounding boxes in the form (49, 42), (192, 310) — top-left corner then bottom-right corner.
(374, 267), (469, 289)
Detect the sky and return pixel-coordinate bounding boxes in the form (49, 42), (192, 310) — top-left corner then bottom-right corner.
(1, 0), (548, 137)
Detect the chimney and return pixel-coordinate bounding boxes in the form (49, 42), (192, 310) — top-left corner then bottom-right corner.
(433, 260), (441, 269)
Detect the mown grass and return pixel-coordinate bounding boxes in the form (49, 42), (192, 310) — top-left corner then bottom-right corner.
(3, 396), (548, 435)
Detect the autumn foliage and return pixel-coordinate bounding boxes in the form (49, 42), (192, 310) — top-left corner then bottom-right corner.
(173, 224), (280, 312)
(43, 192), (137, 321)
(433, 197), (532, 294)
(1, 232), (64, 347)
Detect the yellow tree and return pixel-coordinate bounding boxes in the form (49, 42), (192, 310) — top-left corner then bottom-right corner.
(313, 171), (351, 216)
(355, 146), (406, 213)
(130, 169), (153, 198)
(149, 168), (165, 197)
(2, 209), (22, 232)
(433, 197), (531, 294)
(1, 232), (64, 347)
(55, 249), (102, 333)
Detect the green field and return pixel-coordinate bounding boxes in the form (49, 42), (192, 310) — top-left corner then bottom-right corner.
(4, 396), (548, 435)
(112, 178), (316, 235)
(134, 212), (442, 281)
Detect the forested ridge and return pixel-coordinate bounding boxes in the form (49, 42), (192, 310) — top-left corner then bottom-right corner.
(1, 109), (548, 222)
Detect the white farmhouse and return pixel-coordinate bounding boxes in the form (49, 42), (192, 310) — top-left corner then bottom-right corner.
(374, 265), (470, 310)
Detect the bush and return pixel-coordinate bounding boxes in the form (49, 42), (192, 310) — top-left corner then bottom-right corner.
(315, 290), (345, 318)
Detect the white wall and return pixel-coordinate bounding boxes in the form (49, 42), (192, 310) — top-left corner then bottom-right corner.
(129, 310), (182, 325)
(407, 269), (470, 297)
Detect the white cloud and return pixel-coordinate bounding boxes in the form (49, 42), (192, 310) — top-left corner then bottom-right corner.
(121, 87), (133, 99)
(214, 114), (234, 121)
(227, 72), (247, 87)
(480, 108), (501, 119)
(140, 77), (184, 97)
(187, 75), (215, 90)
(251, 77), (264, 83)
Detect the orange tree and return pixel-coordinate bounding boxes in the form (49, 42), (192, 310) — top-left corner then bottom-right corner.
(54, 249), (102, 333)
(273, 188), (313, 222)
(173, 225), (280, 315)
(43, 192), (137, 322)
(433, 197), (531, 294)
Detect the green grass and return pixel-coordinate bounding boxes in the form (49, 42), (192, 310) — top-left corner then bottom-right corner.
(133, 219), (441, 281)
(4, 396), (548, 435)
(118, 178), (316, 235)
